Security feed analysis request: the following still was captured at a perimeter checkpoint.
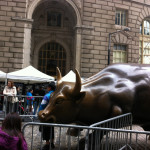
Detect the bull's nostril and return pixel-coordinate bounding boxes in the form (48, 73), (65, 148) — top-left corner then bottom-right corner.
(41, 113), (46, 117)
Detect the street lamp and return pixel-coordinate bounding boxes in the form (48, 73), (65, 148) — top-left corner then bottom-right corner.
(107, 28), (130, 65)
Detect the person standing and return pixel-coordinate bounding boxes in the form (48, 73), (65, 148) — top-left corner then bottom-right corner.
(33, 86), (45, 116)
(26, 88), (34, 115)
(38, 82), (56, 150)
(0, 88), (4, 111)
(0, 112), (28, 150)
(3, 81), (17, 113)
(38, 86), (45, 96)
(16, 86), (24, 114)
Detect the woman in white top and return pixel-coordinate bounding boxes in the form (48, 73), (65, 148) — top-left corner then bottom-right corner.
(3, 81), (17, 113)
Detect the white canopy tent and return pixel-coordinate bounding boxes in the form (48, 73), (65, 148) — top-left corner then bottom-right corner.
(7, 66), (54, 83)
(62, 70), (76, 82)
(0, 70), (6, 81)
(62, 70), (85, 82)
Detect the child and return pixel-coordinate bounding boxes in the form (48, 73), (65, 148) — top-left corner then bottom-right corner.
(0, 113), (28, 150)
(26, 88), (34, 114)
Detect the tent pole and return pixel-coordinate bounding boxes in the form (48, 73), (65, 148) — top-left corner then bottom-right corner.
(5, 73), (7, 86)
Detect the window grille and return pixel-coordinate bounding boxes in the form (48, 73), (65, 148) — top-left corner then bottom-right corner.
(115, 10), (127, 26)
(113, 44), (127, 63)
(38, 42), (66, 76)
(140, 42), (150, 64)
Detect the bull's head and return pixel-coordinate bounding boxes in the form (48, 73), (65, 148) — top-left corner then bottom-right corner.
(38, 68), (86, 123)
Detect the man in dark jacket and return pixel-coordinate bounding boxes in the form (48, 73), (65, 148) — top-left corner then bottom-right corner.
(39, 82), (56, 150)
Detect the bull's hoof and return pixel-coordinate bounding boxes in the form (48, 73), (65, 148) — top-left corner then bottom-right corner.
(66, 128), (80, 137)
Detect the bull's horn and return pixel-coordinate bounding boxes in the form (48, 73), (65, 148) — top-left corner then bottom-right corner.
(56, 67), (62, 87)
(72, 69), (81, 96)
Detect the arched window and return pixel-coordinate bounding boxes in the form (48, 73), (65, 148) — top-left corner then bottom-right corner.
(139, 19), (150, 64)
(140, 20), (150, 35)
(38, 42), (66, 76)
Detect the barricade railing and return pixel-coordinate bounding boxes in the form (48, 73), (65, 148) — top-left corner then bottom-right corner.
(0, 94), (43, 120)
(90, 113), (132, 129)
(0, 118), (4, 122)
(20, 115), (38, 122)
(22, 122), (89, 150)
(22, 122), (150, 150)
(84, 113), (132, 150)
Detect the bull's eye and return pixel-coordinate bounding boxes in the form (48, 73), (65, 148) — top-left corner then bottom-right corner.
(55, 98), (63, 105)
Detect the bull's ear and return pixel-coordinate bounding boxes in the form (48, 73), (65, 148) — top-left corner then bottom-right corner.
(56, 67), (62, 88)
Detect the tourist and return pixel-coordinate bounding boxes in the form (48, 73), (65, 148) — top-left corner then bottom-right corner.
(33, 86), (45, 116)
(38, 86), (45, 96)
(0, 112), (28, 150)
(0, 89), (4, 111)
(26, 88), (34, 114)
(38, 82), (56, 150)
(13, 86), (21, 113)
(16, 86), (24, 114)
(33, 88), (40, 116)
(3, 81), (17, 113)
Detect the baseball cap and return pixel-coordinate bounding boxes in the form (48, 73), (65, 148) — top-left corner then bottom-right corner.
(48, 81), (56, 91)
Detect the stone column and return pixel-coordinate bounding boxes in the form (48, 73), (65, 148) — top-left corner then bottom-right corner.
(75, 27), (82, 73)
(23, 22), (33, 68)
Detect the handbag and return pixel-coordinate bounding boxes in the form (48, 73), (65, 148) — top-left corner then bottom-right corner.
(12, 96), (18, 103)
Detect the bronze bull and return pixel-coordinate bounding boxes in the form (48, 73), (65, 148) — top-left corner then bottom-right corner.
(39, 64), (150, 130)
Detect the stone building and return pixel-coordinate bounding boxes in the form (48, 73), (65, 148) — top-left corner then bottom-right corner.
(0, 0), (150, 77)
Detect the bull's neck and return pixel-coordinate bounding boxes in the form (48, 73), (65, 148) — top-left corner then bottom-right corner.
(75, 100), (92, 125)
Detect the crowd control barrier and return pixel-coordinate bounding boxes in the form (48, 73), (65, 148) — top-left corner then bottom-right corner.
(90, 113), (132, 129)
(0, 94), (43, 122)
(85, 113), (132, 150)
(22, 113), (150, 150)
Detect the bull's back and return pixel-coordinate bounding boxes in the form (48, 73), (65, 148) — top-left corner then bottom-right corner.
(82, 64), (150, 87)
(82, 64), (150, 123)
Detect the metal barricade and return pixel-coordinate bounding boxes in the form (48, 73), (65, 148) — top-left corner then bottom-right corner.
(90, 113), (132, 129)
(20, 115), (38, 122)
(22, 122), (88, 150)
(85, 127), (150, 150)
(85, 113), (132, 150)
(0, 118), (4, 122)
(22, 122), (150, 150)
(0, 94), (43, 120)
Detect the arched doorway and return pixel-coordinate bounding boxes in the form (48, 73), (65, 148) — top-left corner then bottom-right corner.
(27, 0), (82, 73)
(38, 42), (66, 76)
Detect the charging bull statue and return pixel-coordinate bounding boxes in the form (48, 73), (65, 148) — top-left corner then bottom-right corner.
(39, 64), (150, 130)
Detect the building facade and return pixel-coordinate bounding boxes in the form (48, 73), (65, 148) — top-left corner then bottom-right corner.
(0, 0), (150, 77)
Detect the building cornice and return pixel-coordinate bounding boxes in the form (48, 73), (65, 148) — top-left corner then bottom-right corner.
(75, 25), (94, 30)
(126, 0), (150, 6)
(11, 17), (33, 24)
